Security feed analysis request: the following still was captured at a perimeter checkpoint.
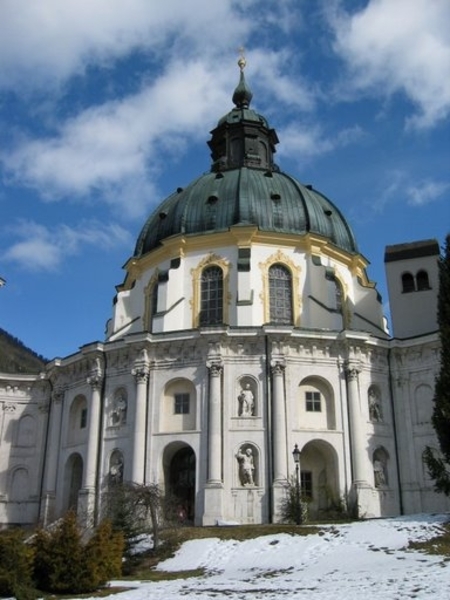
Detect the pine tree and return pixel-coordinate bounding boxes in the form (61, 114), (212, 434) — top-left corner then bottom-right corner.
(84, 519), (124, 588)
(424, 234), (450, 494)
(0, 529), (36, 600)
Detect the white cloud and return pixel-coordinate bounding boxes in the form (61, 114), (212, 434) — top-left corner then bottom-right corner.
(329, 0), (450, 128)
(0, 0), (250, 91)
(249, 48), (316, 111)
(2, 60), (231, 217)
(3, 220), (132, 272)
(406, 180), (450, 206)
(2, 46), (319, 218)
(277, 122), (363, 159)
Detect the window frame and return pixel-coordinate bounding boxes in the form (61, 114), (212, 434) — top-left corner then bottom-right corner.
(199, 265), (224, 326)
(174, 393), (190, 415)
(301, 470), (313, 499)
(268, 263), (293, 325)
(305, 390), (321, 412)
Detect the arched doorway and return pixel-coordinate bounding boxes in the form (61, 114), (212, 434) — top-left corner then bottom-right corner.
(167, 446), (196, 522)
(299, 440), (339, 519)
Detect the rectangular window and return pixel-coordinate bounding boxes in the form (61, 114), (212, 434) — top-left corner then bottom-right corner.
(305, 391), (321, 412)
(80, 408), (88, 428)
(301, 471), (313, 499)
(174, 393), (190, 415)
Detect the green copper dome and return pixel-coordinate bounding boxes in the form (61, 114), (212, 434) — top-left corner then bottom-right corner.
(134, 65), (358, 257)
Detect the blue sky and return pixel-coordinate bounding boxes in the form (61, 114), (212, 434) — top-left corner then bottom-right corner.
(0, 0), (449, 360)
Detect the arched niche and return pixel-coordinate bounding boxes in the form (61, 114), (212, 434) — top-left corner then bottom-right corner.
(68, 394), (88, 444)
(10, 467), (30, 501)
(373, 447), (389, 489)
(234, 442), (260, 488)
(368, 385), (383, 422)
(110, 387), (128, 426)
(414, 384), (433, 424)
(298, 376), (336, 430)
(16, 414), (37, 447)
(160, 378), (197, 432)
(109, 449), (124, 485)
(236, 376), (258, 417)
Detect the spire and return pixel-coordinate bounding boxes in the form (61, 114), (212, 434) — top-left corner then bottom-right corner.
(208, 50), (279, 172)
(232, 48), (253, 108)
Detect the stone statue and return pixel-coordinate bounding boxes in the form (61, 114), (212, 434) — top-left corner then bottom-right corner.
(109, 453), (124, 484)
(111, 390), (127, 425)
(236, 446), (255, 486)
(368, 388), (382, 422)
(373, 458), (386, 487)
(238, 383), (254, 417)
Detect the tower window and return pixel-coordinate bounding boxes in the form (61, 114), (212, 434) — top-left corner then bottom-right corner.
(174, 393), (190, 415)
(200, 266), (223, 326)
(269, 263), (293, 324)
(305, 391), (321, 412)
(401, 272), (415, 293)
(416, 270), (430, 291)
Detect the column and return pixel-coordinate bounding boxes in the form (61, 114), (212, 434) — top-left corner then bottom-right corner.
(272, 361), (287, 483)
(345, 362), (366, 483)
(207, 361), (223, 483)
(83, 372), (103, 490)
(40, 385), (64, 525)
(203, 360), (223, 525)
(131, 364), (149, 484)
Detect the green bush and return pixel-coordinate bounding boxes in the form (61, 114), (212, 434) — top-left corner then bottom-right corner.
(32, 511), (123, 594)
(0, 529), (36, 600)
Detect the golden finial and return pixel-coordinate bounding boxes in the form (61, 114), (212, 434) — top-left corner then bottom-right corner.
(237, 46), (246, 71)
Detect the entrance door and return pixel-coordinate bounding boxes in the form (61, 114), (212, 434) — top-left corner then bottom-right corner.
(169, 447), (195, 522)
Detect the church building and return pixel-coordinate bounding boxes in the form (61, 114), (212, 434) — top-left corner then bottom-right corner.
(0, 59), (447, 527)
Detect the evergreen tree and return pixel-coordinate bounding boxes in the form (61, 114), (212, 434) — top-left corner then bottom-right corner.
(424, 234), (450, 494)
(0, 529), (36, 600)
(84, 519), (124, 588)
(32, 511), (123, 594)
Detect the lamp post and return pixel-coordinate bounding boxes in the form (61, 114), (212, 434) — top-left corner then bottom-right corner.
(292, 444), (302, 525)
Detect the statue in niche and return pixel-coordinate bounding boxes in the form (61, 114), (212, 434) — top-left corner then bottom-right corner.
(236, 446), (255, 486)
(373, 457), (387, 488)
(368, 388), (382, 422)
(238, 383), (255, 417)
(111, 390), (127, 425)
(109, 453), (124, 484)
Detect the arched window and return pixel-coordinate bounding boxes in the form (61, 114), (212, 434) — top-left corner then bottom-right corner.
(200, 266), (223, 326)
(416, 270), (430, 291)
(401, 272), (415, 293)
(269, 263), (293, 324)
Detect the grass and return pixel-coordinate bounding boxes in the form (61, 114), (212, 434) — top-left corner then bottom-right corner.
(408, 521), (450, 558)
(38, 518), (450, 597)
(122, 522), (321, 581)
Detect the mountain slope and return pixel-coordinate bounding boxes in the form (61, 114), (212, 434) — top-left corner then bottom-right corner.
(0, 328), (47, 374)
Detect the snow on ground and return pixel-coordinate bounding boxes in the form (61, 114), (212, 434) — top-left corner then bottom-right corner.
(106, 514), (450, 600)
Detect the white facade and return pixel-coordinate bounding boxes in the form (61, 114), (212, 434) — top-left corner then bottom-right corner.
(0, 232), (447, 528)
(0, 72), (447, 527)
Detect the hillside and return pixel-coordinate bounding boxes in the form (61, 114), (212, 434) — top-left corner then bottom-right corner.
(0, 328), (48, 374)
(112, 515), (449, 600)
